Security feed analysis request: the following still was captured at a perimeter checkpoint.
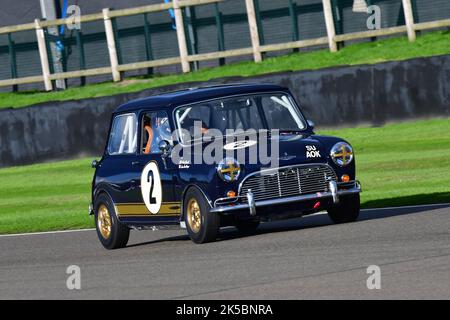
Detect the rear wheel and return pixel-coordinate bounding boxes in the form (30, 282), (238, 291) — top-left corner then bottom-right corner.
(94, 193), (130, 249)
(327, 194), (360, 224)
(235, 219), (260, 235)
(184, 188), (219, 244)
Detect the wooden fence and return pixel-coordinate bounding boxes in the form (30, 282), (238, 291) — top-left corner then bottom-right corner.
(0, 0), (449, 91)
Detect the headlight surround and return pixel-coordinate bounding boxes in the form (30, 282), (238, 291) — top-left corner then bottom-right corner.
(217, 158), (241, 182)
(330, 142), (354, 167)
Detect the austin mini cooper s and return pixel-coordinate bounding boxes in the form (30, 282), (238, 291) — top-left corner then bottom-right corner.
(90, 84), (361, 249)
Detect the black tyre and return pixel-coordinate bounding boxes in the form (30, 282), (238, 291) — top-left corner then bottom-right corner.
(184, 188), (219, 244)
(235, 219), (260, 235)
(327, 194), (360, 224)
(94, 193), (130, 249)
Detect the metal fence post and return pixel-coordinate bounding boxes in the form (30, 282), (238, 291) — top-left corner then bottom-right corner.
(43, 29), (55, 75)
(183, 6), (198, 71)
(288, 0), (299, 53)
(189, 6), (199, 70)
(103, 8), (121, 82)
(143, 13), (154, 76)
(322, 0), (337, 52)
(214, 3), (225, 66)
(74, 29), (86, 86)
(245, 0), (262, 63)
(288, 0), (299, 42)
(402, 0), (416, 41)
(253, 0), (265, 45)
(173, 0), (190, 73)
(111, 17), (123, 65)
(34, 19), (53, 91)
(7, 33), (18, 92)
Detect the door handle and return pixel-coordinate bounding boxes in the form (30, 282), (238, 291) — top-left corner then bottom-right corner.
(132, 161), (141, 166)
(128, 179), (139, 191)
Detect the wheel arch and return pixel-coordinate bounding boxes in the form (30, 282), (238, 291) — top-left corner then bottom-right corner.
(179, 184), (213, 222)
(92, 188), (119, 220)
(93, 184), (115, 203)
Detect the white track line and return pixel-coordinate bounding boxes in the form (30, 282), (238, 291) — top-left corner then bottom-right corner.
(0, 228), (95, 238)
(361, 203), (450, 211)
(0, 203), (448, 238)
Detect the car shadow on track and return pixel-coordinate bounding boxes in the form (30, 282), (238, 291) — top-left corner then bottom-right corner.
(216, 203), (450, 242)
(125, 234), (190, 248)
(126, 203), (450, 247)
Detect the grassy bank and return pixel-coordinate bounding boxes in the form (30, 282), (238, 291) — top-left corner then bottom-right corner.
(0, 30), (449, 109)
(322, 118), (450, 208)
(0, 159), (93, 234)
(0, 118), (449, 234)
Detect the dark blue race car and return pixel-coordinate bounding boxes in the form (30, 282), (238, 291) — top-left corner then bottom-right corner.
(90, 84), (361, 249)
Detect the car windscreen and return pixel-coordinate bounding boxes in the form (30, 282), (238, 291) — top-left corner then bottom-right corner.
(175, 93), (306, 142)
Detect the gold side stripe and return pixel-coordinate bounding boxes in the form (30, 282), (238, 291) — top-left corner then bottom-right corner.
(115, 203), (181, 216)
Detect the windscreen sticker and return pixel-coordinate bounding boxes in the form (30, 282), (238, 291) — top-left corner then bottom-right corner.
(224, 140), (257, 150)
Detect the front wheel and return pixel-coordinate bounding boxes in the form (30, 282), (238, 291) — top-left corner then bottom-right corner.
(327, 194), (360, 224)
(94, 193), (130, 249)
(184, 188), (219, 244)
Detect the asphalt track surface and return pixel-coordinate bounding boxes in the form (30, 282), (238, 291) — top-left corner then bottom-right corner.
(1, 204), (449, 300)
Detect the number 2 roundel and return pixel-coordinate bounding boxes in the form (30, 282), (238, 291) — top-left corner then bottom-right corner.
(141, 161), (162, 214)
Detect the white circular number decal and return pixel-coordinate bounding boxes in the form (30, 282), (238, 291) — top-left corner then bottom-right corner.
(141, 162), (162, 214)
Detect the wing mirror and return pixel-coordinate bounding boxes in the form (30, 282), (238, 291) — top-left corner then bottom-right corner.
(159, 140), (172, 170)
(307, 120), (315, 130)
(158, 140), (172, 157)
(91, 159), (99, 168)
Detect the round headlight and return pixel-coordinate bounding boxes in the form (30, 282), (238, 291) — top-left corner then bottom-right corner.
(217, 158), (241, 182)
(330, 142), (354, 167)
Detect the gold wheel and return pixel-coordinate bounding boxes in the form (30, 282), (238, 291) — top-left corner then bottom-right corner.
(97, 204), (112, 239)
(187, 198), (202, 233)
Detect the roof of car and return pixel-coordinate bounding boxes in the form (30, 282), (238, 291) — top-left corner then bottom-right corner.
(114, 83), (289, 113)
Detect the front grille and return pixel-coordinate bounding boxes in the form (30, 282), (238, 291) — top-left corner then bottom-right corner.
(239, 164), (337, 202)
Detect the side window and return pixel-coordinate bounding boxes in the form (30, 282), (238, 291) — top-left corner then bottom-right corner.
(141, 111), (173, 154)
(107, 113), (138, 155)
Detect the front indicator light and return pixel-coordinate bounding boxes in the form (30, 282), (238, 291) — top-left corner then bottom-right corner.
(227, 190), (236, 197)
(341, 174), (350, 182)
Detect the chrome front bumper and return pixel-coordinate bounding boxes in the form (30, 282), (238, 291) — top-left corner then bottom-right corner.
(210, 181), (361, 215)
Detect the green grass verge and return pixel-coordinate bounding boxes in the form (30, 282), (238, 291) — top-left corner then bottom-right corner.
(0, 118), (449, 234)
(321, 118), (450, 208)
(0, 159), (93, 234)
(0, 30), (449, 109)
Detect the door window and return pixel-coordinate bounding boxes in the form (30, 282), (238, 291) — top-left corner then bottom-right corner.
(141, 111), (173, 154)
